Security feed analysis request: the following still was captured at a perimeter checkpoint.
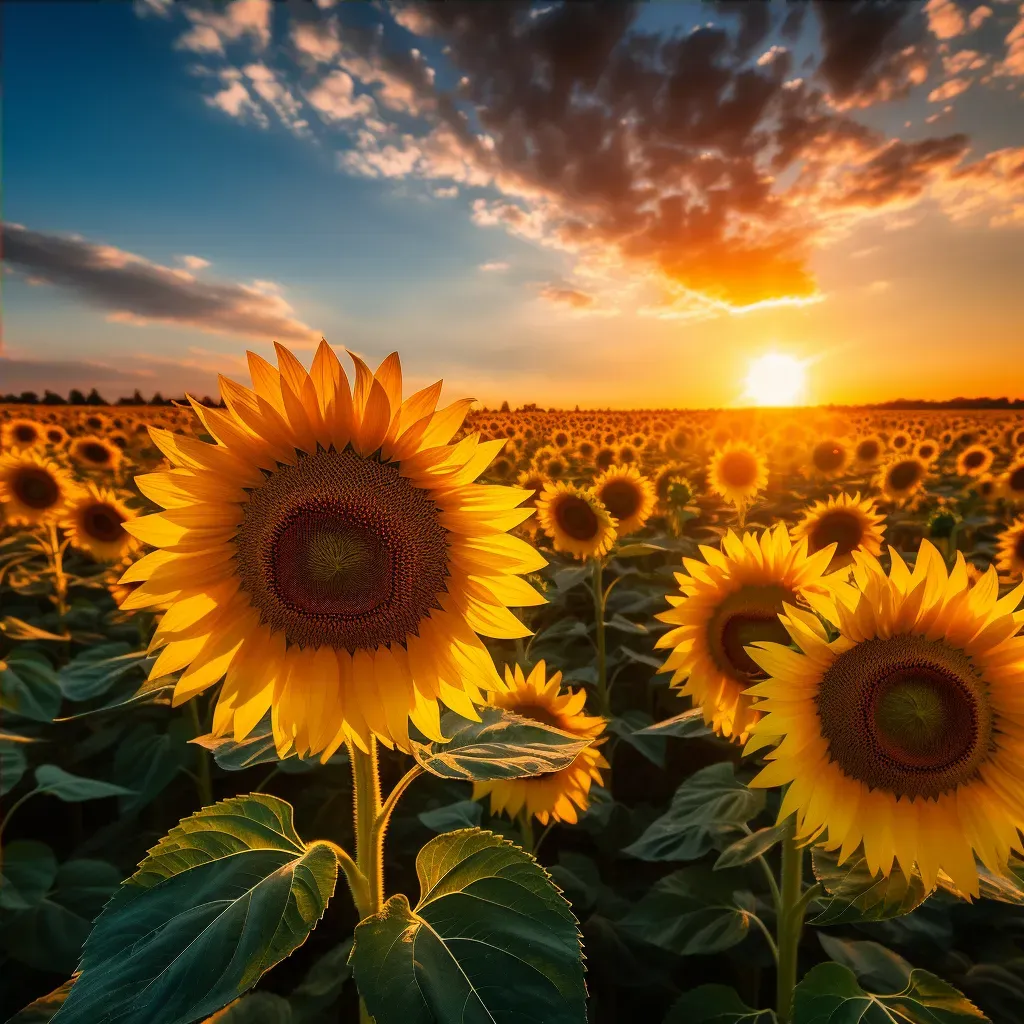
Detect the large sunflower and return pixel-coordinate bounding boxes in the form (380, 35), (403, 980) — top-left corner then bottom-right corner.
(790, 491), (885, 572)
(655, 525), (835, 742)
(536, 482), (617, 560)
(593, 465), (656, 537)
(956, 445), (993, 477)
(995, 517), (1024, 577)
(120, 343), (546, 758)
(1002, 458), (1024, 505)
(63, 483), (137, 562)
(473, 661), (608, 825)
(707, 441), (767, 509)
(877, 455), (928, 504)
(0, 451), (72, 525)
(745, 542), (1024, 895)
(1, 418), (44, 451)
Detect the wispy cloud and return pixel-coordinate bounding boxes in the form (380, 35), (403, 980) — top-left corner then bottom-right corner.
(479, 261), (509, 273)
(177, 254), (211, 270)
(4, 224), (321, 346)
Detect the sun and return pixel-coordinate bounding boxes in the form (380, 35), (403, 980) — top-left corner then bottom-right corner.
(743, 353), (807, 407)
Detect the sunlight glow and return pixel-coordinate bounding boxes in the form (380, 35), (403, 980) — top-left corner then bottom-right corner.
(744, 353), (808, 407)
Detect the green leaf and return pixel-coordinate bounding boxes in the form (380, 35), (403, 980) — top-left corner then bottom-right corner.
(715, 824), (789, 871)
(552, 565), (590, 592)
(636, 707), (713, 738)
(664, 984), (777, 1023)
(51, 794), (338, 1024)
(53, 859), (123, 919)
(618, 864), (757, 957)
(6, 978), (76, 1024)
(792, 962), (988, 1024)
(289, 938), (353, 1022)
(810, 848), (932, 925)
(54, 673), (175, 721)
(817, 934), (914, 995)
(937, 859), (1024, 905)
(1, 649), (62, 722)
(58, 643), (150, 702)
(1, 735), (29, 794)
(605, 613), (648, 634)
(112, 721), (192, 814)
(606, 710), (666, 768)
(1, 840), (58, 910)
(34, 764), (135, 802)
(2, 893), (94, 974)
(614, 543), (669, 558)
(1, 617), (70, 642)
(192, 712), (309, 771)
(418, 799), (483, 833)
(201, 993), (293, 1023)
(350, 828), (586, 1024)
(411, 707), (592, 781)
(624, 762), (765, 862)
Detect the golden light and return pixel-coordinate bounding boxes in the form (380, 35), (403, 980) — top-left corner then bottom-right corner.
(743, 353), (808, 407)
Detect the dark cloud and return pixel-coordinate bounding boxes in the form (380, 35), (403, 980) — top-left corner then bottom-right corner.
(3, 224), (320, 345)
(0, 358), (155, 390)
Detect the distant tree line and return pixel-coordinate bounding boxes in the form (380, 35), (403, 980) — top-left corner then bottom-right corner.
(825, 398), (1024, 410)
(0, 389), (226, 407)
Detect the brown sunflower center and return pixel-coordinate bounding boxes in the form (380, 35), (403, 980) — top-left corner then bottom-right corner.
(1008, 466), (1024, 493)
(1014, 532), (1024, 561)
(80, 442), (111, 465)
(812, 442), (845, 473)
(510, 702), (565, 729)
(892, 435), (909, 449)
(546, 459), (566, 479)
(600, 479), (641, 522)
(718, 451), (758, 488)
(708, 585), (795, 681)
(962, 450), (986, 470)
(47, 429), (64, 443)
(554, 495), (599, 541)
(82, 503), (125, 543)
(887, 460), (922, 492)
(595, 448), (615, 470)
(14, 425), (37, 444)
(13, 467), (60, 510)
(809, 510), (864, 557)
(857, 439), (880, 462)
(235, 448), (449, 652)
(817, 634), (992, 799)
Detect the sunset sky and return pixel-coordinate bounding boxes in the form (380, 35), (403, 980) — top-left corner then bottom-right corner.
(4, 0), (1023, 408)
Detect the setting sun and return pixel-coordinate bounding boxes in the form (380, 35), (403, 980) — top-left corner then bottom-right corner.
(743, 353), (808, 407)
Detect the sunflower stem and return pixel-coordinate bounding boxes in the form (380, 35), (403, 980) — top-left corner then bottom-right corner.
(775, 818), (807, 1024)
(187, 700), (214, 808)
(590, 557), (610, 717)
(518, 809), (535, 854)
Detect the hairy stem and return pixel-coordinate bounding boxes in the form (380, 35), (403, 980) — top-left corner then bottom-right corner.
(775, 818), (808, 1024)
(590, 557), (609, 717)
(187, 700), (214, 807)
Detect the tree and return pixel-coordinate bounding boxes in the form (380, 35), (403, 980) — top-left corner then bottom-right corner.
(85, 388), (108, 406)
(69, 389), (86, 405)
(500, 400), (511, 413)
(18, 391), (39, 404)
(150, 392), (167, 406)
(42, 390), (67, 405)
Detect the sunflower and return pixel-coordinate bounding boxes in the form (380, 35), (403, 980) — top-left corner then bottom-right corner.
(707, 441), (767, 509)
(63, 483), (137, 562)
(44, 424), (70, 448)
(914, 439), (940, 463)
(889, 430), (911, 452)
(594, 445), (616, 471)
(473, 662), (608, 825)
(790, 492), (885, 572)
(808, 439), (851, 478)
(119, 342), (546, 758)
(70, 435), (123, 473)
(0, 450), (72, 525)
(854, 436), (884, 468)
(956, 445), (993, 477)
(877, 455), (928, 504)
(654, 462), (690, 508)
(1, 418), (44, 451)
(593, 465), (656, 537)
(655, 525), (835, 742)
(745, 542), (1024, 896)
(536, 482), (616, 560)
(995, 517), (1024, 577)
(1001, 458), (1024, 504)
(515, 470), (546, 535)
(544, 454), (568, 481)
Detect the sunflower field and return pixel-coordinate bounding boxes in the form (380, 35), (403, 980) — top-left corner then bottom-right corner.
(2, 345), (1024, 1024)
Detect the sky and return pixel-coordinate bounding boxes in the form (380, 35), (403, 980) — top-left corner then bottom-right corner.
(3, 0), (1024, 409)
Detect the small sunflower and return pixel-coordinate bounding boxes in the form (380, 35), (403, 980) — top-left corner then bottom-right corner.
(1, 418), (45, 451)
(808, 439), (851, 478)
(536, 482), (616, 560)
(746, 542), (1024, 896)
(889, 430), (911, 452)
(956, 445), (993, 477)
(655, 525), (835, 742)
(120, 342), (546, 758)
(44, 424), (70, 448)
(63, 483), (137, 562)
(1001, 458), (1024, 505)
(473, 661), (608, 825)
(593, 465), (656, 537)
(791, 492), (885, 572)
(995, 517), (1024, 576)
(594, 445), (616, 471)
(707, 441), (767, 509)
(914, 439), (940, 463)
(616, 443), (639, 466)
(854, 436), (884, 468)
(877, 455), (928, 504)
(654, 462), (690, 509)
(70, 435), (123, 473)
(544, 454), (568, 481)
(0, 450), (72, 525)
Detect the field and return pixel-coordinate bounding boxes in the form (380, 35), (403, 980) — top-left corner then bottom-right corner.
(2, 355), (1024, 1024)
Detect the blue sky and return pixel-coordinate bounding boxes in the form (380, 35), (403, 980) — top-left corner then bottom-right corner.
(4, 0), (1023, 407)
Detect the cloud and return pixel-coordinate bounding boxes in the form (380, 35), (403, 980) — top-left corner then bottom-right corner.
(204, 67), (269, 126)
(538, 285), (595, 309)
(242, 63), (310, 136)
(479, 261), (510, 272)
(997, 3), (1024, 76)
(305, 70), (376, 122)
(0, 358), (158, 392)
(925, 0), (967, 40)
(177, 254), (211, 270)
(3, 224), (321, 346)
(176, 0), (271, 56)
(928, 76), (971, 101)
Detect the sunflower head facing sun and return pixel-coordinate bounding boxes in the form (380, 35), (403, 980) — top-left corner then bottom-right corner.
(655, 525), (836, 742)
(707, 441), (768, 509)
(0, 450), (72, 526)
(536, 482), (617, 560)
(120, 342), (546, 758)
(791, 491), (885, 572)
(70, 435), (123, 473)
(745, 542), (1024, 897)
(473, 661), (608, 825)
(63, 483), (137, 563)
(593, 465), (656, 538)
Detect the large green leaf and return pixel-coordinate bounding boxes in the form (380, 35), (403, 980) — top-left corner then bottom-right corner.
(201, 993), (293, 1023)
(54, 673), (175, 721)
(112, 721), (192, 814)
(51, 794), (338, 1024)
(1, 735), (29, 794)
(411, 707), (592, 781)
(418, 799), (483, 833)
(607, 710), (666, 768)
(664, 984), (777, 1023)
(937, 859), (1024, 906)
(792, 962), (989, 1023)
(810, 848), (932, 925)
(34, 764), (135, 802)
(624, 762), (764, 862)
(618, 864), (757, 957)
(58, 643), (151, 702)
(350, 828), (586, 1024)
(0, 649), (62, 722)
(817, 934), (914, 994)
(192, 712), (293, 770)
(715, 824), (788, 871)
(0, 840), (58, 910)
(635, 707), (713, 739)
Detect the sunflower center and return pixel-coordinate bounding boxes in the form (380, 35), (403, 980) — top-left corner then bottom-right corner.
(963, 450), (985, 470)
(1015, 533), (1024, 561)
(600, 479), (641, 522)
(718, 451), (757, 488)
(809, 510), (864, 557)
(887, 460), (921, 491)
(857, 440), (880, 462)
(235, 448), (449, 652)
(817, 634), (992, 799)
(555, 496), (599, 541)
(511, 702), (565, 730)
(812, 442), (845, 473)
(81, 442), (111, 465)
(1009, 466), (1024, 493)
(13, 468), (60, 510)
(14, 425), (36, 444)
(47, 429), (64, 443)
(709, 585), (795, 681)
(83, 503), (125, 543)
